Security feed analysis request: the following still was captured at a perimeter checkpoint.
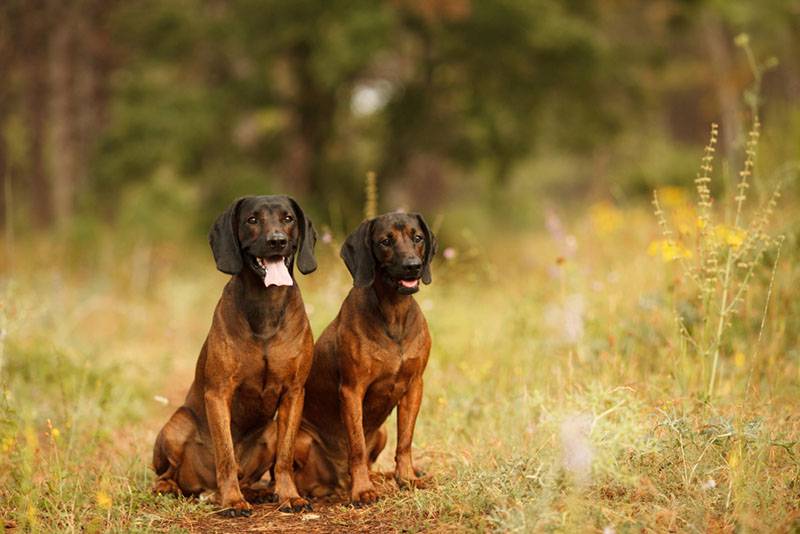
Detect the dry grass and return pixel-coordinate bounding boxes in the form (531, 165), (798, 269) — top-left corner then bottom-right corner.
(0, 141), (798, 532)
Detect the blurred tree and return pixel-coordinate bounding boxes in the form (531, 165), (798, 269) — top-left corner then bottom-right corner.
(1, 0), (117, 230)
(0, 2), (14, 230)
(382, 0), (616, 190)
(19, 0), (54, 228)
(227, 0), (394, 207)
(49, 0), (116, 224)
(0, 0), (796, 235)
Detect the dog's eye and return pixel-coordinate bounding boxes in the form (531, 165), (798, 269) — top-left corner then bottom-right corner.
(282, 215), (294, 224)
(413, 234), (424, 243)
(247, 216), (258, 224)
(379, 238), (392, 247)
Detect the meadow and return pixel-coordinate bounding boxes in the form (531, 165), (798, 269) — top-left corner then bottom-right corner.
(2, 0), (800, 530)
(1, 124), (798, 533)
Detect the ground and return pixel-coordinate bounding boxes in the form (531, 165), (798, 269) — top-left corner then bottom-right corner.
(1, 191), (799, 532)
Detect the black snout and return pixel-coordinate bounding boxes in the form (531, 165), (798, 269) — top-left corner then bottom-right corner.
(402, 257), (422, 276)
(267, 232), (289, 250)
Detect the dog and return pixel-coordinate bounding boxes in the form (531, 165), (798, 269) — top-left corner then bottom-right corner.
(152, 195), (317, 515)
(292, 211), (436, 505)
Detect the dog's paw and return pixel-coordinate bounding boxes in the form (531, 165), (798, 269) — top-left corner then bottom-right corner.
(350, 488), (379, 507)
(218, 499), (253, 517)
(395, 470), (432, 490)
(278, 496), (313, 513)
(242, 486), (275, 504)
(152, 479), (181, 496)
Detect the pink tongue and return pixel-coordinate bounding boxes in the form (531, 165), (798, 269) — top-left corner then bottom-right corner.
(263, 258), (293, 287)
(399, 279), (419, 288)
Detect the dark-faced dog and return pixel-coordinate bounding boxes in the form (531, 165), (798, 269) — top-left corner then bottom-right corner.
(152, 195), (317, 515)
(292, 212), (436, 504)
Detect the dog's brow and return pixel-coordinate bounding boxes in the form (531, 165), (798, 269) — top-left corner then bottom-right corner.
(260, 203), (287, 214)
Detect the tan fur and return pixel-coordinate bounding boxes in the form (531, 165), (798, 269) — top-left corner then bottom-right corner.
(292, 213), (433, 504)
(152, 196), (316, 515)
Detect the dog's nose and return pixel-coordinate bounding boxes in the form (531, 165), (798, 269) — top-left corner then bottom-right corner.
(402, 257), (422, 273)
(266, 232), (289, 249)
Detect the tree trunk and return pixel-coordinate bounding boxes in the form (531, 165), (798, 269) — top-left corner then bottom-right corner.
(703, 10), (743, 183)
(781, 22), (800, 101)
(0, 124), (7, 234)
(22, 0), (54, 228)
(0, 9), (11, 231)
(50, 3), (81, 225)
(379, 21), (435, 189)
(47, 0), (114, 227)
(84, 0), (114, 134)
(282, 41), (336, 199)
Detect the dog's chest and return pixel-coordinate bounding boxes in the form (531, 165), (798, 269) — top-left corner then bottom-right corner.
(237, 352), (268, 388)
(366, 340), (422, 400)
(234, 346), (283, 411)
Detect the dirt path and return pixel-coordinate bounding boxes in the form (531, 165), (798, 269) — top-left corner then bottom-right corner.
(152, 477), (420, 534)
(144, 370), (431, 533)
(155, 502), (402, 533)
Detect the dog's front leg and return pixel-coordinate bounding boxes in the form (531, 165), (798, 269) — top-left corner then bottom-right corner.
(273, 386), (311, 512)
(340, 382), (378, 505)
(205, 389), (252, 516)
(395, 374), (424, 489)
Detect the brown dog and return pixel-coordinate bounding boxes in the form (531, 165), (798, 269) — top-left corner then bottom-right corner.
(293, 212), (436, 505)
(152, 195), (317, 515)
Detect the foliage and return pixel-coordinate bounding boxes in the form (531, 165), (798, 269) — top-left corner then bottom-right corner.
(651, 121), (783, 399)
(1, 170), (797, 530)
(0, 1), (799, 532)
(1, 0), (799, 234)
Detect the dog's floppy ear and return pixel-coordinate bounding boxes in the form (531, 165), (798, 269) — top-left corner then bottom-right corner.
(288, 196), (317, 275)
(341, 219), (375, 288)
(209, 197), (247, 275)
(414, 213), (437, 285)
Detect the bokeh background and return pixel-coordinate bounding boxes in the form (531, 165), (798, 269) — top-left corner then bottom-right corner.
(1, 1), (800, 532)
(1, 0), (798, 244)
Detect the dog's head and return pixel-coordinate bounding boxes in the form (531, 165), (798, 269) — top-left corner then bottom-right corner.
(341, 212), (436, 295)
(209, 196), (317, 284)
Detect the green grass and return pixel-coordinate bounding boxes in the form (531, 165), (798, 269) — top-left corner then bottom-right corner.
(1, 186), (798, 532)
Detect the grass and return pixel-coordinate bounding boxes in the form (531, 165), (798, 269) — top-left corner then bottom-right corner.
(1, 150), (799, 531)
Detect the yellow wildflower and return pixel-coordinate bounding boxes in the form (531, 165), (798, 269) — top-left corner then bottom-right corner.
(714, 225), (746, 249)
(24, 425), (37, 449)
(673, 205), (697, 236)
(657, 186), (688, 208)
(663, 242), (692, 261)
(1, 436), (14, 453)
(27, 504), (38, 527)
(734, 351), (746, 369)
(726, 230), (746, 248)
(96, 490), (113, 510)
(647, 239), (693, 262)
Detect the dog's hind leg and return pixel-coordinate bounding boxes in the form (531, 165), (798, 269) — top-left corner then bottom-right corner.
(368, 425), (388, 466)
(238, 423), (277, 504)
(293, 429), (338, 500)
(152, 407), (198, 496)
